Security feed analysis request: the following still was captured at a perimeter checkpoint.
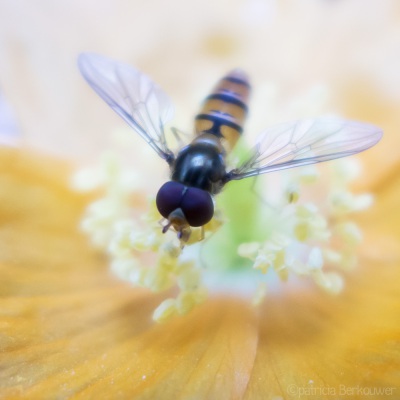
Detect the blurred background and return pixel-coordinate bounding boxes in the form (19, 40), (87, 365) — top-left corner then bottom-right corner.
(0, 0), (399, 189)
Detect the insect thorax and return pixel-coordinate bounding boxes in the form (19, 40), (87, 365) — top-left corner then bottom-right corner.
(171, 134), (226, 194)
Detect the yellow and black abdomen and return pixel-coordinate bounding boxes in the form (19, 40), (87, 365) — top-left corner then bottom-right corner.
(194, 70), (250, 151)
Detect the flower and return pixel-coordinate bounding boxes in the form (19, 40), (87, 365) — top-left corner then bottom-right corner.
(1, 0), (400, 397)
(0, 145), (399, 398)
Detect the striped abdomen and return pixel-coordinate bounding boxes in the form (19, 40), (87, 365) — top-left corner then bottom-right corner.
(194, 70), (250, 151)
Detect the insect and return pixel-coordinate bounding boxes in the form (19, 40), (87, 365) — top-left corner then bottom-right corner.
(78, 53), (382, 243)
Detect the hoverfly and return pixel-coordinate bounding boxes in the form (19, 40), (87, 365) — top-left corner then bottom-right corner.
(78, 53), (382, 243)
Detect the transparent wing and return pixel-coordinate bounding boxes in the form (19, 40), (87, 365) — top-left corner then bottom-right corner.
(228, 118), (382, 180)
(78, 52), (175, 163)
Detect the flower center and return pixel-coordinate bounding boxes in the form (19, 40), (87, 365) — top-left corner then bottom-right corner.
(74, 149), (372, 323)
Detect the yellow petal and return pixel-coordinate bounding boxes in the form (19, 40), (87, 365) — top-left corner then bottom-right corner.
(244, 256), (400, 398)
(0, 149), (257, 398)
(356, 162), (400, 261)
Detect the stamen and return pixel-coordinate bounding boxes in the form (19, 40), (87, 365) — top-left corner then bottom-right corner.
(75, 130), (373, 322)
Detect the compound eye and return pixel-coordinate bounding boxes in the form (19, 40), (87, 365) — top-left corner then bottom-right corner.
(156, 181), (185, 219)
(181, 187), (214, 227)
